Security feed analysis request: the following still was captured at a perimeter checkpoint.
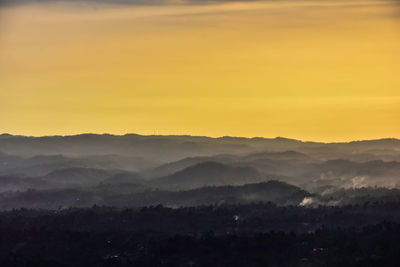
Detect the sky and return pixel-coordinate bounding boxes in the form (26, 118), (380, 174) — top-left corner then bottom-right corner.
(0, 0), (399, 142)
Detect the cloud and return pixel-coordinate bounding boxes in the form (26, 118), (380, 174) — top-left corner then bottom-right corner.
(0, 0), (166, 6)
(299, 197), (315, 207)
(350, 176), (368, 188)
(300, 196), (342, 207)
(0, 0), (258, 7)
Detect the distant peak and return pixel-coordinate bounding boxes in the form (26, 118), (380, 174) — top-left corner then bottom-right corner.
(0, 133), (13, 139)
(0, 133), (398, 144)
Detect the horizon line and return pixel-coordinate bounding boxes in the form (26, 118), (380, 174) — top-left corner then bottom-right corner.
(1, 132), (399, 144)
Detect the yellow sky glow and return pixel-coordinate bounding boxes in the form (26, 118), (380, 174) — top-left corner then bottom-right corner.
(0, 0), (399, 141)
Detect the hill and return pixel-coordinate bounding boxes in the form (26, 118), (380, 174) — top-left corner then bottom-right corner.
(0, 181), (308, 210)
(150, 161), (264, 190)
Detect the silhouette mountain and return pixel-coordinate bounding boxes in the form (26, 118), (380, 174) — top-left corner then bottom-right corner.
(101, 172), (145, 185)
(0, 181), (308, 210)
(1, 133), (398, 163)
(151, 161), (264, 190)
(41, 167), (113, 187)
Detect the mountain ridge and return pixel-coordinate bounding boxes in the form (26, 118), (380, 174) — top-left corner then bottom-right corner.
(1, 133), (399, 144)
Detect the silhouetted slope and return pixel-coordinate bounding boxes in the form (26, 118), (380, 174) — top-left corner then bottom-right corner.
(317, 187), (400, 205)
(243, 150), (311, 161)
(0, 154), (88, 176)
(160, 180), (308, 206)
(1, 133), (398, 163)
(151, 161), (264, 190)
(1, 134), (400, 193)
(142, 154), (238, 178)
(101, 172), (145, 185)
(81, 154), (159, 172)
(0, 152), (158, 177)
(142, 151), (312, 179)
(0, 175), (53, 192)
(41, 167), (113, 187)
(0, 181), (308, 209)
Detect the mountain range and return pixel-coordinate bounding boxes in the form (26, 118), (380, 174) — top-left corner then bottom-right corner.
(0, 133), (400, 209)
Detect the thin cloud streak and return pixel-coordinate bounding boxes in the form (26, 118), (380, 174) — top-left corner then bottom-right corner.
(0, 0), (258, 7)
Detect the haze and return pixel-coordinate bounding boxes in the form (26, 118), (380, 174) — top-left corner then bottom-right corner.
(1, 0), (400, 141)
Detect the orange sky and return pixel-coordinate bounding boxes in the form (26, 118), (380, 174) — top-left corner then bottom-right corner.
(0, 0), (399, 141)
